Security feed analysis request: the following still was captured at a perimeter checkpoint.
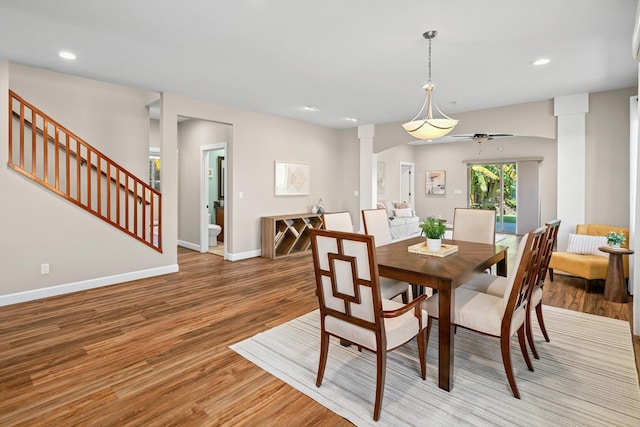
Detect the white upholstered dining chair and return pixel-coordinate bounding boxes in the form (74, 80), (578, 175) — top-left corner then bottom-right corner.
(309, 228), (428, 421)
(425, 226), (546, 398)
(322, 212), (354, 233)
(452, 207), (496, 244)
(360, 209), (411, 302)
(460, 221), (559, 359)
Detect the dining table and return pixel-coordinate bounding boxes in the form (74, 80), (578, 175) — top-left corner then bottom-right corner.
(375, 236), (508, 392)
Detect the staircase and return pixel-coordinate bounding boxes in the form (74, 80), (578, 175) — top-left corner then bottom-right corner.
(8, 90), (162, 252)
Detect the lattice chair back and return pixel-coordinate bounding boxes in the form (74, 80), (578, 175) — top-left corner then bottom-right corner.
(310, 228), (385, 350)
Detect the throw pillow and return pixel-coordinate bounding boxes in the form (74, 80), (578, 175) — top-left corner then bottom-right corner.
(394, 202), (410, 209)
(566, 233), (608, 257)
(394, 208), (413, 218)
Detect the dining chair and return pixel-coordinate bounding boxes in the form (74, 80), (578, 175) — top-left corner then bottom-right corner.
(460, 221), (560, 359)
(526, 219), (561, 357)
(309, 228), (428, 421)
(425, 226), (546, 398)
(322, 211), (354, 233)
(361, 208), (411, 302)
(452, 207), (496, 244)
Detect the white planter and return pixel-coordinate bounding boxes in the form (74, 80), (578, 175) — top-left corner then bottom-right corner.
(427, 237), (442, 252)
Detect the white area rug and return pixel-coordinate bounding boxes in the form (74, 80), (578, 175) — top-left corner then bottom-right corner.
(231, 306), (640, 426)
(495, 233), (506, 243)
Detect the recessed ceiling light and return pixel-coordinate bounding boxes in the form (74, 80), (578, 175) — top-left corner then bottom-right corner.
(59, 51), (77, 60)
(345, 117), (357, 122)
(532, 58), (550, 66)
(302, 105), (319, 111)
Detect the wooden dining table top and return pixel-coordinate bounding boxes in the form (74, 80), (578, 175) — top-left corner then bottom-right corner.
(375, 236), (508, 288)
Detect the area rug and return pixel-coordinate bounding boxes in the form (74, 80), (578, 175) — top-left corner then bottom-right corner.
(495, 233), (506, 243)
(230, 306), (640, 426)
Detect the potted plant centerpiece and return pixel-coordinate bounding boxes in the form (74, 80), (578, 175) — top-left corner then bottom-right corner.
(422, 216), (446, 252)
(605, 231), (625, 248)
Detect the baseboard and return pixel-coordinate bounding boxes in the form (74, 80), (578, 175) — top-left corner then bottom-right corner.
(178, 240), (201, 252)
(179, 239), (260, 261)
(227, 249), (261, 261)
(0, 264), (179, 307)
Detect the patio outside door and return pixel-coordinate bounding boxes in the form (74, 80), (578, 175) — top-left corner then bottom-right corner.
(467, 163), (517, 234)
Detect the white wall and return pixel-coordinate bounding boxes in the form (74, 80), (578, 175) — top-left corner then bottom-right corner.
(159, 92), (349, 259)
(586, 87), (636, 226)
(0, 63), (176, 302)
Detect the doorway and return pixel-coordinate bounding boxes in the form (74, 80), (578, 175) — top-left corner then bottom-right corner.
(201, 143), (227, 257)
(400, 162), (415, 209)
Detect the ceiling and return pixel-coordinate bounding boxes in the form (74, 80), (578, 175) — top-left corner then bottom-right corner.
(0, 0), (638, 130)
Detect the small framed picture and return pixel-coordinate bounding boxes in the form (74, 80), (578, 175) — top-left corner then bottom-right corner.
(426, 170), (446, 195)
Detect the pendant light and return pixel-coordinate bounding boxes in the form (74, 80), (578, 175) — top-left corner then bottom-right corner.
(402, 31), (458, 140)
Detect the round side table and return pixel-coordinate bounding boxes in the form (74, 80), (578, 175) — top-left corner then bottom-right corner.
(598, 246), (633, 303)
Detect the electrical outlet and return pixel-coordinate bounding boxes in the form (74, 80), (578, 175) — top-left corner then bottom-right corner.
(41, 263), (50, 275)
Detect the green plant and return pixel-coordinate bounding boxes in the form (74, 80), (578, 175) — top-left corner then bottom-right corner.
(605, 231), (625, 246)
(422, 216), (446, 239)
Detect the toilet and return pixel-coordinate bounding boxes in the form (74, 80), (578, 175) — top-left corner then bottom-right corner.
(207, 214), (222, 246)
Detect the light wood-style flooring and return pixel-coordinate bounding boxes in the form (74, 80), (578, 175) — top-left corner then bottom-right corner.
(0, 237), (637, 426)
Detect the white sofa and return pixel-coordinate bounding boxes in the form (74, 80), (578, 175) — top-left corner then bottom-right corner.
(377, 201), (421, 239)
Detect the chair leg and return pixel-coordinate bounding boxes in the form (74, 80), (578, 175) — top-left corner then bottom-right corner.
(411, 284), (424, 299)
(424, 317), (433, 356)
(373, 350), (387, 421)
(517, 326), (534, 372)
(585, 278), (591, 293)
(535, 303), (550, 342)
(549, 268), (554, 281)
(316, 331), (330, 387)
(417, 327), (427, 380)
(401, 290), (409, 304)
(525, 305), (539, 360)
(500, 333), (520, 399)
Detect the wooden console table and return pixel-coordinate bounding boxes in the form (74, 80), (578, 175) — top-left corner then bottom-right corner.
(261, 213), (324, 259)
(599, 246), (633, 303)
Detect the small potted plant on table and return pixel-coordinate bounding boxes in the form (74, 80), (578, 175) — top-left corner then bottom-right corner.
(422, 216), (446, 252)
(605, 231), (625, 248)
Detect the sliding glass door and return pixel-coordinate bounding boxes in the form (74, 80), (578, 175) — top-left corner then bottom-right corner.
(468, 163), (517, 233)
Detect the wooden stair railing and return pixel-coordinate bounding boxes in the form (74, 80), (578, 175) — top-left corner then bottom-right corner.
(8, 90), (162, 252)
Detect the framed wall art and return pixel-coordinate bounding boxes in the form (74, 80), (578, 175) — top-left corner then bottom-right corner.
(275, 161), (310, 196)
(377, 161), (386, 194)
(426, 170), (446, 195)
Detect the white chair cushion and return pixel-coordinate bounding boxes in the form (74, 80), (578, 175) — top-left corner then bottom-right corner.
(425, 288), (525, 337)
(379, 277), (409, 300)
(460, 273), (508, 297)
(382, 299), (428, 350)
(566, 233), (608, 257)
(325, 299), (427, 351)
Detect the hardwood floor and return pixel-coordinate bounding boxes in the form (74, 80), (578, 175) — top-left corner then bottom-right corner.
(0, 242), (637, 426)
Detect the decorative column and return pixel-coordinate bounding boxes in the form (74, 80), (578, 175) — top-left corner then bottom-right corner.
(358, 124), (376, 231)
(554, 93), (588, 251)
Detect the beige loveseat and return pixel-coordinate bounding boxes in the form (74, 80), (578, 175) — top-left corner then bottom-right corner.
(548, 224), (629, 292)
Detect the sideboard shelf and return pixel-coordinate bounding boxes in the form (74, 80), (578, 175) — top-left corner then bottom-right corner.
(261, 213), (324, 259)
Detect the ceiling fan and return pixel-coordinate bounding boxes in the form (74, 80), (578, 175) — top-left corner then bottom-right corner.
(452, 133), (514, 153)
